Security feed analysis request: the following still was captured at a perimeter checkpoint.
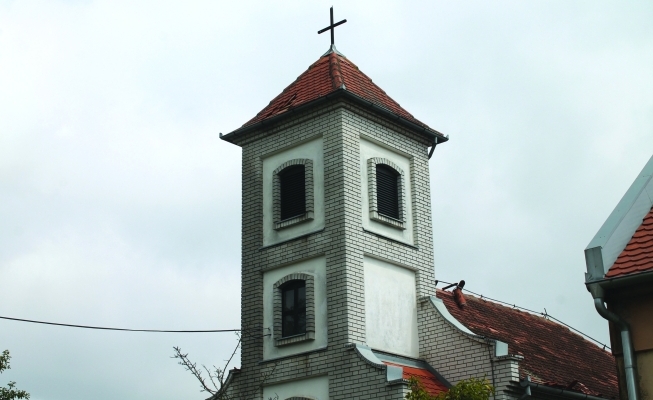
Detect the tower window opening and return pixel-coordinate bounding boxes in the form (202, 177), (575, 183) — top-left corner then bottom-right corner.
(281, 280), (306, 337)
(279, 165), (306, 221)
(376, 164), (400, 220)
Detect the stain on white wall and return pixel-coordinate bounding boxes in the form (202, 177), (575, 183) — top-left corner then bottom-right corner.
(364, 255), (419, 357)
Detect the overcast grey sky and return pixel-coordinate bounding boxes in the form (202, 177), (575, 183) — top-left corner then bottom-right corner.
(1, 1), (652, 399)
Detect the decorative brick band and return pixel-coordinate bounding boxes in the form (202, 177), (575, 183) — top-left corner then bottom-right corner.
(367, 157), (406, 229)
(272, 272), (315, 347)
(285, 397), (315, 400)
(273, 159), (314, 230)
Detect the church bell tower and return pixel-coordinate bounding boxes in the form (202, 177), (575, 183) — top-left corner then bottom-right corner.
(219, 9), (448, 399)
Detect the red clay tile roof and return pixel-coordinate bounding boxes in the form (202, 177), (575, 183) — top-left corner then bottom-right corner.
(606, 206), (653, 278)
(242, 50), (432, 130)
(436, 289), (618, 399)
(384, 362), (448, 397)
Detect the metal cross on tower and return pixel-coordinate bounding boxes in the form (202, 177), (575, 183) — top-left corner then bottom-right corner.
(317, 7), (347, 45)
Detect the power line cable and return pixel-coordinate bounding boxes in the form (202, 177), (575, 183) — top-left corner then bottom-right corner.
(435, 280), (611, 350)
(0, 315), (240, 333)
(1, 283), (611, 348)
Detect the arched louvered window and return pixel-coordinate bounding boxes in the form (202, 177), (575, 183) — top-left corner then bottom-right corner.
(281, 280), (306, 337)
(279, 165), (306, 221)
(272, 159), (314, 230)
(376, 164), (400, 220)
(367, 158), (406, 229)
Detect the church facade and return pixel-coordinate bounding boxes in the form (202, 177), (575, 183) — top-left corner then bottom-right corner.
(217, 44), (618, 400)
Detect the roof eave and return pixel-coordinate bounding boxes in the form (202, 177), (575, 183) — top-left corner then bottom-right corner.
(585, 269), (653, 292)
(519, 378), (613, 400)
(219, 89), (449, 146)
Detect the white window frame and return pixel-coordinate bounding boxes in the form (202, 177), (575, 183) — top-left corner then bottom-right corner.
(367, 157), (406, 229)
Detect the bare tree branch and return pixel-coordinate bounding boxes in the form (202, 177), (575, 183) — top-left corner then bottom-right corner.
(171, 346), (216, 395)
(203, 364), (219, 393)
(173, 327), (281, 400)
(223, 333), (241, 374)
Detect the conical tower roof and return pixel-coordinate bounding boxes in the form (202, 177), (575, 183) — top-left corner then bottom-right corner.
(222, 47), (446, 144)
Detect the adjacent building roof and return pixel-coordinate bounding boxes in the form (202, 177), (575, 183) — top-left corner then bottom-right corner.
(585, 154), (653, 283)
(437, 289), (619, 399)
(384, 362), (448, 396)
(605, 206), (653, 278)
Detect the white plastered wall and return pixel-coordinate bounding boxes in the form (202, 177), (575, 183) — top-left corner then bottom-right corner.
(262, 375), (329, 400)
(364, 256), (419, 357)
(262, 137), (324, 247)
(262, 256), (327, 360)
(359, 136), (414, 245)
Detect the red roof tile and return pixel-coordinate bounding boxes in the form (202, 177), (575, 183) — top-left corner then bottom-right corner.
(436, 290), (618, 399)
(606, 206), (653, 278)
(384, 362), (448, 396)
(242, 50), (432, 130)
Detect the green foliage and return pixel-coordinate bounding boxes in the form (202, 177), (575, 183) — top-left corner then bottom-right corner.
(406, 376), (436, 400)
(0, 350), (30, 400)
(406, 376), (494, 400)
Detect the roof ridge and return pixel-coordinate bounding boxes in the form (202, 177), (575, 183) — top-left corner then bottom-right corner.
(328, 52), (345, 90)
(338, 56), (414, 118)
(448, 290), (551, 320)
(342, 58), (388, 95)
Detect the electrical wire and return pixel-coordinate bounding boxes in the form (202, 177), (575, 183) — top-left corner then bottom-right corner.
(435, 280), (612, 350)
(0, 315), (240, 333)
(1, 281), (612, 347)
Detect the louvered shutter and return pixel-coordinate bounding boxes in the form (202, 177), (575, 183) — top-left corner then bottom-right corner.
(279, 165), (306, 220)
(376, 164), (399, 219)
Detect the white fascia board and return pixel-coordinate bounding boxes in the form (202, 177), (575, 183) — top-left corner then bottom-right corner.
(350, 343), (386, 369)
(495, 340), (509, 357)
(585, 154), (653, 282)
(429, 297), (478, 336)
(386, 365), (403, 382)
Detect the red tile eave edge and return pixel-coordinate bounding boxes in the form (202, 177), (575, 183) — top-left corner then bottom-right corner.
(606, 208), (653, 278)
(597, 268), (653, 282)
(220, 89), (448, 145)
(605, 264), (653, 278)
